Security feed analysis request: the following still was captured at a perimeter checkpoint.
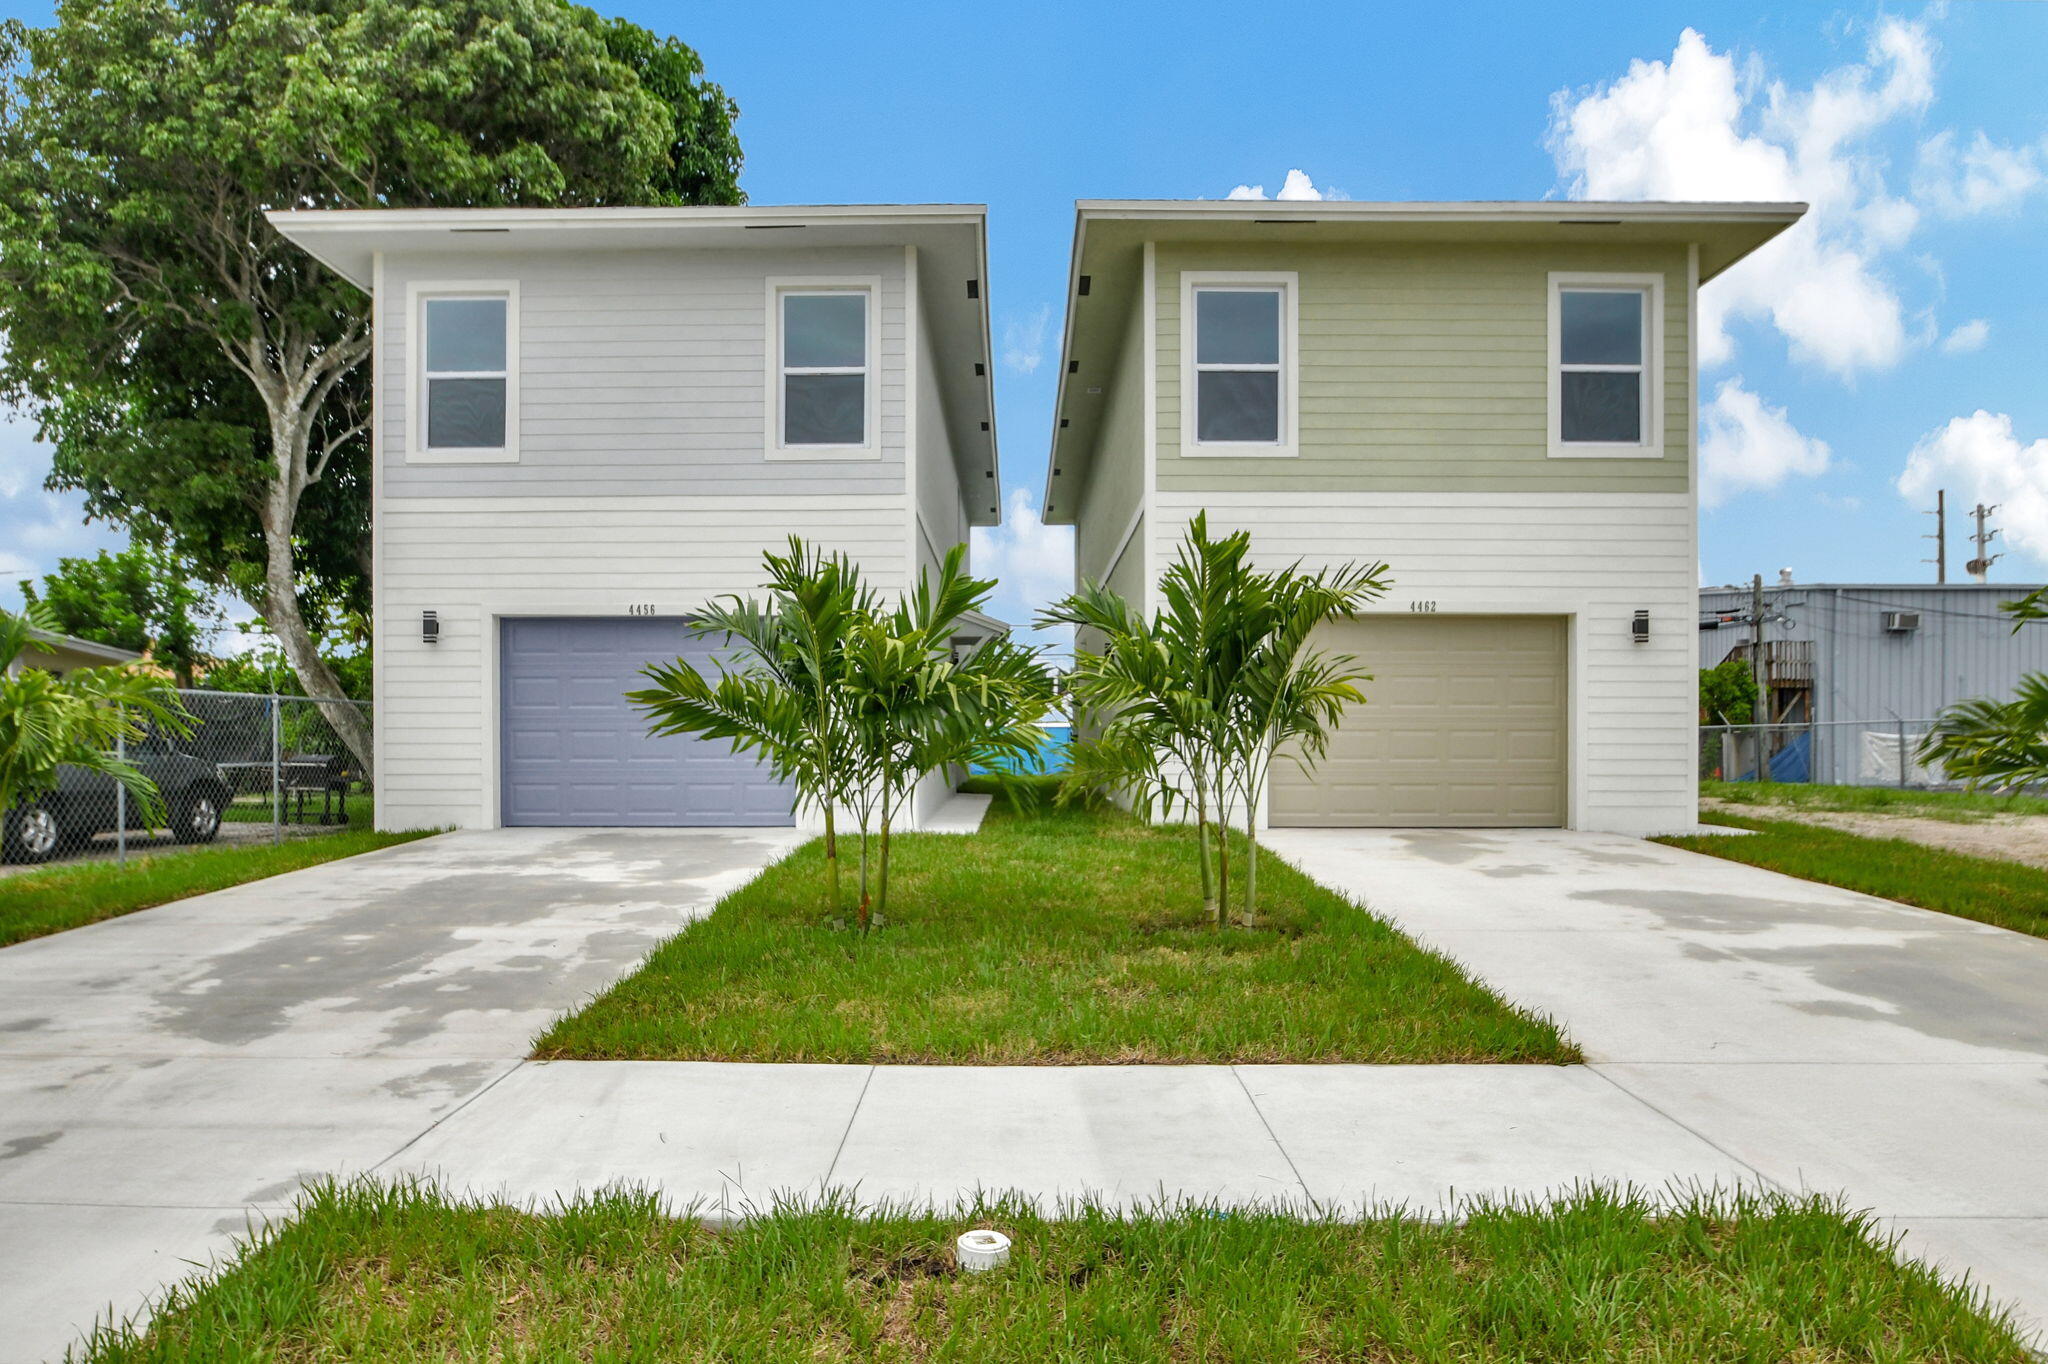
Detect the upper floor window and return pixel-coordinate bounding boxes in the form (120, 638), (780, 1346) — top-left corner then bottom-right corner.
(769, 279), (878, 457)
(409, 283), (518, 463)
(1182, 272), (1298, 458)
(1549, 274), (1663, 458)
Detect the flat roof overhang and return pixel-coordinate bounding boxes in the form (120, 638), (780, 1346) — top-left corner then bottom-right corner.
(268, 204), (1004, 526)
(1043, 199), (1808, 526)
(28, 629), (144, 665)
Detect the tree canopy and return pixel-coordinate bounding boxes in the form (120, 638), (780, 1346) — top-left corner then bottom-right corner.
(0, 0), (744, 762)
(18, 543), (221, 685)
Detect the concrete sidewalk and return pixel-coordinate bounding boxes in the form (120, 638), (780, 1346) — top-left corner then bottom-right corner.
(379, 1060), (1754, 1217)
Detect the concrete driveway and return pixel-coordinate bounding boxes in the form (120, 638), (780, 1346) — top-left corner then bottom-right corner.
(0, 824), (802, 1364)
(1264, 827), (2048, 1338)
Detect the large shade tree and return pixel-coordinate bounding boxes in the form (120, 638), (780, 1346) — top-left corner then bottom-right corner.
(19, 543), (222, 685)
(0, 0), (744, 766)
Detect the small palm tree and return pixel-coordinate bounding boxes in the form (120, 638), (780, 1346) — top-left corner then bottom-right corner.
(841, 547), (1053, 928)
(1225, 561), (1391, 923)
(1919, 673), (2048, 794)
(1, 605), (192, 860)
(1044, 514), (1389, 926)
(629, 540), (874, 913)
(1056, 540), (1228, 913)
(631, 542), (1052, 930)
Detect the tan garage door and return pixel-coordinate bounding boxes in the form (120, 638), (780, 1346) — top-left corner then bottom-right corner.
(1270, 615), (1567, 827)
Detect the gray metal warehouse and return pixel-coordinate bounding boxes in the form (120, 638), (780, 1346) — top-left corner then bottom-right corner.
(1698, 579), (2048, 786)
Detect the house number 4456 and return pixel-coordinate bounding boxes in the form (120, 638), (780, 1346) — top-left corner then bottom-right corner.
(627, 603), (658, 616)
(1408, 600), (1438, 613)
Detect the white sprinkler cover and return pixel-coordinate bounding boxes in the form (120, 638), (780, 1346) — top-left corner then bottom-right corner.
(956, 1229), (1012, 1272)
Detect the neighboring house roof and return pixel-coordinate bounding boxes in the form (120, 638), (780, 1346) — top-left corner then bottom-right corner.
(267, 203), (1003, 526)
(11, 629), (146, 673)
(1042, 198), (1808, 526)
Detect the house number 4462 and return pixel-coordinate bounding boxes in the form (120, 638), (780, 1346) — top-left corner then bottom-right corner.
(1408, 600), (1438, 613)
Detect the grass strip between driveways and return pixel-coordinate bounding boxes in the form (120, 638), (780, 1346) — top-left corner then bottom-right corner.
(1658, 813), (2048, 941)
(0, 828), (440, 949)
(536, 785), (1575, 1065)
(76, 1179), (2032, 1362)
(1700, 778), (2048, 822)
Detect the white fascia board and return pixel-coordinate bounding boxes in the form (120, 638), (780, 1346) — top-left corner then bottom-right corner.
(267, 204), (990, 289)
(1073, 199), (1808, 224)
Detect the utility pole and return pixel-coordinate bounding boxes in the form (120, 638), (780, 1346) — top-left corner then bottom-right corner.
(1924, 489), (1946, 584)
(1966, 503), (2002, 582)
(1750, 571), (1768, 725)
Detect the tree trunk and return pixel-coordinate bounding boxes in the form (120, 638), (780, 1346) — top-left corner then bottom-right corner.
(875, 806), (893, 929)
(1241, 794), (1259, 928)
(1195, 779), (1218, 922)
(1214, 779), (1232, 930)
(250, 358), (373, 776)
(856, 824), (872, 931)
(257, 491), (372, 773)
(823, 803), (842, 913)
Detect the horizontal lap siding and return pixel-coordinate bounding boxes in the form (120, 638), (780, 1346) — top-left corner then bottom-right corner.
(1074, 292), (1146, 588)
(378, 246), (908, 499)
(1151, 492), (1697, 836)
(1156, 242), (1690, 495)
(375, 495), (908, 831)
(913, 287), (968, 586)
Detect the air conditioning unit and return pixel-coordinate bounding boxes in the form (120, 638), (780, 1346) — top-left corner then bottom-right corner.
(1882, 611), (1921, 633)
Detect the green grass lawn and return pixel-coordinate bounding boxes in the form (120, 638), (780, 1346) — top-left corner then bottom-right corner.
(0, 825), (438, 949)
(1701, 778), (2048, 822)
(536, 783), (1574, 1065)
(220, 785), (372, 827)
(1659, 814), (2048, 940)
(76, 1180), (2031, 1362)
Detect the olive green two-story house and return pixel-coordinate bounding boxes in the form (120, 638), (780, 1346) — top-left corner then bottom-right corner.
(1045, 200), (1803, 836)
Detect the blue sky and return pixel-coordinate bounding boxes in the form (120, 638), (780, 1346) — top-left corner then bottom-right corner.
(4, 1), (2045, 645)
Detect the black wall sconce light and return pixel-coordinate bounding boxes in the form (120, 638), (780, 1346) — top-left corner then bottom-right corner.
(422, 610), (441, 645)
(1631, 609), (1650, 644)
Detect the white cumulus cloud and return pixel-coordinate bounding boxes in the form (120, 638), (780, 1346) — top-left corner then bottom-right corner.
(1000, 303), (1052, 375)
(1547, 20), (1976, 378)
(1898, 411), (2048, 564)
(1226, 169), (1344, 202)
(1940, 318), (1990, 354)
(969, 487), (1075, 661)
(1699, 377), (1832, 508)
(1915, 130), (2045, 217)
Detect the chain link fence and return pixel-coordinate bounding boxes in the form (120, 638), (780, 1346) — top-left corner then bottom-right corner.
(1700, 719), (1948, 789)
(2, 690), (372, 869)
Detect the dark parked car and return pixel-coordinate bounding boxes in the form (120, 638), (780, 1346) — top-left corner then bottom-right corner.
(2, 733), (231, 864)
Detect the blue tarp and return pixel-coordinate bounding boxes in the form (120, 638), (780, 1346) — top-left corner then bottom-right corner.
(1737, 730), (1811, 783)
(974, 724), (1071, 775)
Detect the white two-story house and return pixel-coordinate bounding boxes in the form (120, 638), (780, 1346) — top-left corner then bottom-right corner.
(1044, 199), (1803, 836)
(271, 205), (999, 833)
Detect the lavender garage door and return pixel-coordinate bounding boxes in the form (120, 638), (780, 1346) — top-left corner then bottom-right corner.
(499, 617), (792, 827)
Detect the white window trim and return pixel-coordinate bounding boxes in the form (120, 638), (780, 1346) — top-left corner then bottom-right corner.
(405, 280), (520, 464)
(765, 275), (883, 461)
(1179, 270), (1300, 459)
(1548, 271), (1664, 460)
